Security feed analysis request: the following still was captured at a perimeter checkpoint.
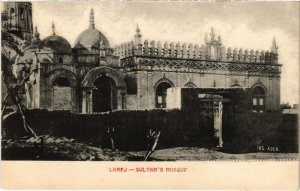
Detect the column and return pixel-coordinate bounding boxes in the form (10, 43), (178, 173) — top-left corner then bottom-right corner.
(82, 91), (86, 114)
(213, 100), (223, 147)
(245, 72), (249, 87)
(135, 71), (140, 109)
(147, 71), (153, 109)
(87, 90), (92, 113)
(225, 72), (230, 87)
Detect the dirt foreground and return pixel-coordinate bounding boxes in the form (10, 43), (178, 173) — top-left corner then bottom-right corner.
(2, 136), (298, 161)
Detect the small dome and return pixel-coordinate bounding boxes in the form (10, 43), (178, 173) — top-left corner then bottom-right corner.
(74, 28), (110, 50)
(39, 35), (72, 54)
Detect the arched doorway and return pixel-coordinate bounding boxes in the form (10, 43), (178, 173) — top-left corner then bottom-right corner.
(52, 77), (72, 110)
(252, 86), (265, 112)
(81, 66), (127, 113)
(92, 76), (117, 112)
(155, 82), (172, 108)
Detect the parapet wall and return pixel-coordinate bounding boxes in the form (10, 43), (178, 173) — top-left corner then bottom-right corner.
(115, 40), (279, 64)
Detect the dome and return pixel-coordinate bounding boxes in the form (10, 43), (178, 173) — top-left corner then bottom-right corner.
(74, 28), (110, 50)
(74, 8), (110, 50)
(39, 35), (72, 54)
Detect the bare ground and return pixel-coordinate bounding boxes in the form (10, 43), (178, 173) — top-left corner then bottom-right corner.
(1, 136), (298, 161)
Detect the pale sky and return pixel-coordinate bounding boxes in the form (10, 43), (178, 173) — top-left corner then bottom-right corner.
(8, 2), (300, 104)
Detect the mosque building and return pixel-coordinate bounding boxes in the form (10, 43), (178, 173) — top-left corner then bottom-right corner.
(3, 2), (281, 113)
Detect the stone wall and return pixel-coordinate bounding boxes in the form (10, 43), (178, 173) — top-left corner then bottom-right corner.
(2, 109), (298, 153)
(129, 69), (280, 110)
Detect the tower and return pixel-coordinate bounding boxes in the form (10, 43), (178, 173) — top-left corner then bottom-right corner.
(134, 24), (143, 55)
(2, 2), (33, 41)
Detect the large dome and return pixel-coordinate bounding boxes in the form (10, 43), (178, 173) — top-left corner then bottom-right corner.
(74, 28), (110, 50)
(39, 35), (72, 54)
(74, 8), (110, 50)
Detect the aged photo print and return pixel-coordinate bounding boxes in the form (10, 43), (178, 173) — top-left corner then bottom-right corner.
(1, 1), (299, 162)
(0, 2), (299, 189)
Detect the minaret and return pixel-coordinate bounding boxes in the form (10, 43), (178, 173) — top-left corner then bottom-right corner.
(218, 35), (222, 45)
(134, 24), (142, 45)
(271, 37), (278, 54)
(2, 2), (33, 40)
(31, 26), (41, 45)
(271, 37), (278, 64)
(210, 27), (215, 41)
(134, 24), (143, 55)
(52, 21), (56, 35)
(89, 8), (95, 29)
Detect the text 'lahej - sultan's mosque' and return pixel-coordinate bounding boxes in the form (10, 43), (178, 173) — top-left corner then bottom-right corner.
(4, 2), (282, 113)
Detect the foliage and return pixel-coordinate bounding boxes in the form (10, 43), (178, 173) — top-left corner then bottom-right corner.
(1, 13), (23, 81)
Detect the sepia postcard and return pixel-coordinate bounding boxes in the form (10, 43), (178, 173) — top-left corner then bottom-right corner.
(0, 1), (299, 189)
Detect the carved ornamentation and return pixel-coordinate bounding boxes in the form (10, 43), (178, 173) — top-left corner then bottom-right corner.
(120, 56), (281, 77)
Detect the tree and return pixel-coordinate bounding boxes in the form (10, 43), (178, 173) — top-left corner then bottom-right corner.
(1, 13), (37, 138)
(1, 13), (23, 82)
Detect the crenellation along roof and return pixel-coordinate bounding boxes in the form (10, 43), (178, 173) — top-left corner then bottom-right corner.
(114, 39), (278, 65)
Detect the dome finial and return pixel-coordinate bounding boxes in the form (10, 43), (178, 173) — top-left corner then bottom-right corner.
(31, 25), (41, 45)
(89, 8), (95, 29)
(271, 37), (278, 54)
(136, 24), (140, 34)
(34, 26), (40, 37)
(134, 23), (142, 46)
(52, 21), (55, 35)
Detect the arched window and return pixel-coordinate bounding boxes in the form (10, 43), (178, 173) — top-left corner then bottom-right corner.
(252, 86), (265, 112)
(155, 82), (172, 108)
(10, 8), (15, 14)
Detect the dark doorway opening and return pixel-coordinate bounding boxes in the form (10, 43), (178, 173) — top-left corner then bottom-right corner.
(93, 76), (116, 112)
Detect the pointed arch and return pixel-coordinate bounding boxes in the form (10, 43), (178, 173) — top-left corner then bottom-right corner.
(47, 68), (77, 112)
(154, 77), (174, 108)
(251, 81), (267, 94)
(47, 68), (77, 88)
(184, 81), (197, 88)
(81, 66), (126, 91)
(154, 77), (175, 91)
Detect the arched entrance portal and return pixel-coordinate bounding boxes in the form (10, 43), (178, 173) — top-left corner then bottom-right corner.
(81, 66), (127, 113)
(93, 76), (117, 112)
